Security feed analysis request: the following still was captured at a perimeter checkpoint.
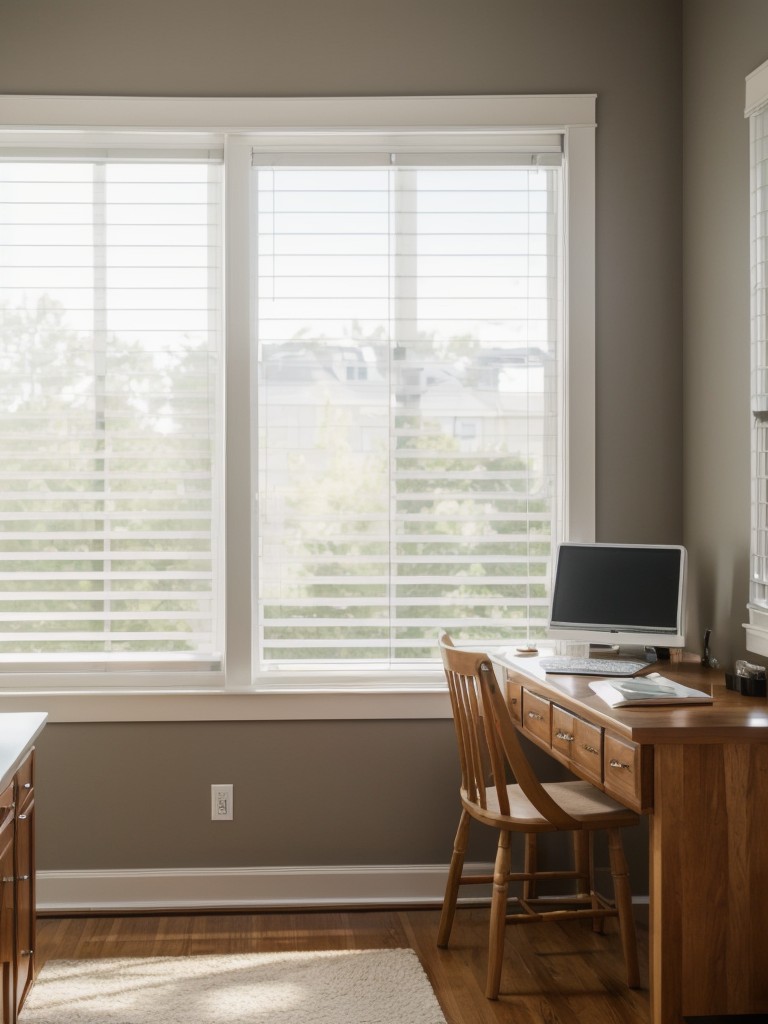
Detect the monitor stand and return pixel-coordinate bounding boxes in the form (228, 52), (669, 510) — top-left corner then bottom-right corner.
(589, 643), (657, 663)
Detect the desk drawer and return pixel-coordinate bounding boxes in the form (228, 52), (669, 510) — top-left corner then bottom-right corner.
(604, 733), (642, 808)
(505, 677), (524, 723)
(522, 690), (551, 745)
(552, 706), (603, 785)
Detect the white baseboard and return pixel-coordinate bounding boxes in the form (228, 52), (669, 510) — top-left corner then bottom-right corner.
(36, 863), (491, 914)
(37, 864), (651, 916)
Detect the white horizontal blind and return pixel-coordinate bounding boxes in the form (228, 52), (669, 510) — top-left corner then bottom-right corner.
(254, 154), (563, 669)
(751, 106), (768, 608)
(0, 154), (223, 666)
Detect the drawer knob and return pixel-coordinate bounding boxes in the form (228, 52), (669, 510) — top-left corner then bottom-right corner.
(609, 758), (631, 771)
(582, 744), (599, 755)
(527, 711), (544, 721)
(555, 730), (574, 742)
(23, 783), (31, 790)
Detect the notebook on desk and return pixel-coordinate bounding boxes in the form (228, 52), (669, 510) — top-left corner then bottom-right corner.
(589, 672), (713, 708)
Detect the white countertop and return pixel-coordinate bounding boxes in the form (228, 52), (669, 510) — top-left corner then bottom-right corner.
(0, 713), (47, 791)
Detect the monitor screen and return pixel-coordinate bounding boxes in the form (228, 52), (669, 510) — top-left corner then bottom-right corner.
(548, 543), (687, 648)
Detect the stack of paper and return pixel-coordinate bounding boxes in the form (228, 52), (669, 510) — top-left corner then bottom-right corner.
(589, 672), (712, 708)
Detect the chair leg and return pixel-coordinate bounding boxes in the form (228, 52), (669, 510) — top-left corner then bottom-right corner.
(486, 830), (511, 1000)
(573, 829), (589, 894)
(607, 827), (640, 988)
(522, 832), (537, 900)
(573, 830), (603, 933)
(437, 809), (471, 948)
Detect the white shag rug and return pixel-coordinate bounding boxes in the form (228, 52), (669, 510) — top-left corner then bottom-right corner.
(21, 948), (448, 1024)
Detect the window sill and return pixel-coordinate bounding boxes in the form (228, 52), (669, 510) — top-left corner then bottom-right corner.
(0, 685), (452, 723)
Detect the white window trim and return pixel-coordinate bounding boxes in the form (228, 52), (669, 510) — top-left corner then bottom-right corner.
(745, 62), (768, 656)
(0, 94), (595, 721)
(746, 61), (768, 117)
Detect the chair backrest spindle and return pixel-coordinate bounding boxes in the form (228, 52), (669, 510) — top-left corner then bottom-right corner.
(441, 638), (509, 814)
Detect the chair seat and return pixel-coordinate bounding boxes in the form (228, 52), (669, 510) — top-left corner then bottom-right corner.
(462, 779), (639, 831)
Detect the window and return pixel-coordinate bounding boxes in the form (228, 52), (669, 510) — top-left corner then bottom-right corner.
(746, 62), (768, 655)
(0, 147), (223, 672)
(254, 154), (563, 671)
(0, 95), (595, 704)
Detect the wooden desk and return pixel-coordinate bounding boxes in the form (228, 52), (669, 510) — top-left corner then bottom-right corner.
(493, 654), (768, 1024)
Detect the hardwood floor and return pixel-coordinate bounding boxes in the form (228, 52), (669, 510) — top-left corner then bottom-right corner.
(35, 907), (650, 1024)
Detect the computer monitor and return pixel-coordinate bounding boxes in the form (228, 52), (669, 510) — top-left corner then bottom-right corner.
(547, 542), (687, 650)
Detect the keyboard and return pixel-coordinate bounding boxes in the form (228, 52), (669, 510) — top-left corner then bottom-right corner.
(538, 656), (648, 677)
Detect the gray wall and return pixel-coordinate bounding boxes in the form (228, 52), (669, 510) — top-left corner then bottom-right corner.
(0, 0), (683, 888)
(682, 0), (768, 669)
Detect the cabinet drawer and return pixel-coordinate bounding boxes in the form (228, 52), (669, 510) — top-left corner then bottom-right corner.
(522, 690), (551, 745)
(552, 706), (603, 785)
(15, 750), (33, 814)
(0, 783), (12, 818)
(604, 733), (642, 807)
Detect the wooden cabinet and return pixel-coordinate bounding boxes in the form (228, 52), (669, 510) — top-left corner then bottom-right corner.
(0, 751), (38, 1024)
(0, 785), (14, 1024)
(0, 716), (46, 1024)
(13, 751), (35, 1021)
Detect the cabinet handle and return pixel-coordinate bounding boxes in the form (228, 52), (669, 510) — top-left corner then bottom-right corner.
(555, 730), (574, 742)
(609, 758), (631, 771)
(527, 711), (544, 721)
(17, 813), (27, 820)
(582, 744), (599, 754)
(22, 783), (31, 790)
(16, 874), (30, 882)
(1, 877), (13, 884)
(20, 950), (33, 957)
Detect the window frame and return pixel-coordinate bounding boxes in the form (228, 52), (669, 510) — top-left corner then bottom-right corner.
(745, 61), (768, 656)
(0, 94), (596, 721)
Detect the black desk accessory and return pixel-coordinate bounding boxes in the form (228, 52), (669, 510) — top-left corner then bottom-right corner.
(725, 659), (767, 697)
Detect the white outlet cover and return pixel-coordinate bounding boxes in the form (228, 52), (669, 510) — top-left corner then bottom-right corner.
(211, 784), (233, 821)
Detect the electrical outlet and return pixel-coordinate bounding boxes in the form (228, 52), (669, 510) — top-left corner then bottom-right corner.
(211, 783), (233, 821)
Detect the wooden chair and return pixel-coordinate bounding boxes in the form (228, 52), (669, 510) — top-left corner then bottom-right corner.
(437, 633), (641, 999)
